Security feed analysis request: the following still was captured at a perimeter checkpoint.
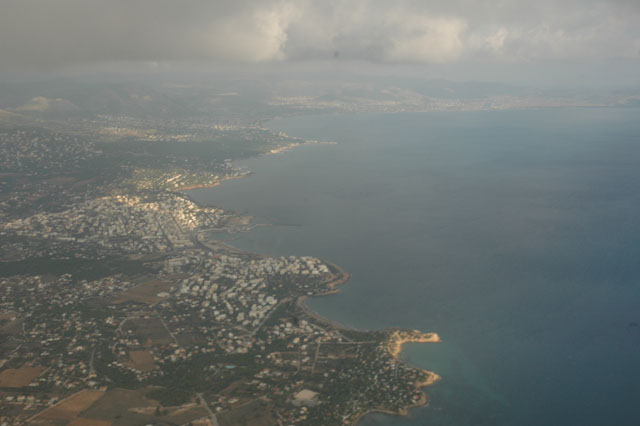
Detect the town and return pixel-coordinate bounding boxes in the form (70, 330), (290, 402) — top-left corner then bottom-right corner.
(0, 120), (439, 425)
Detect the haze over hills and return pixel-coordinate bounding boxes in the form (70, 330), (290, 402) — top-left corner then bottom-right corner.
(1, 75), (639, 129)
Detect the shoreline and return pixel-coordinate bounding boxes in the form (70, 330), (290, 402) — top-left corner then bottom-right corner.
(295, 260), (442, 426)
(294, 260), (353, 331)
(184, 146), (442, 426)
(179, 138), (331, 192)
(349, 332), (442, 425)
(387, 330), (442, 360)
(177, 173), (251, 191)
(350, 369), (441, 425)
(266, 140), (338, 156)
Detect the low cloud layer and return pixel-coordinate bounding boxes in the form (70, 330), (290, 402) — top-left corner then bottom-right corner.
(1, 0), (639, 70)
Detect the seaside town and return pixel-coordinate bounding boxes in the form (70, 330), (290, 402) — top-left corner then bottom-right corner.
(0, 113), (440, 426)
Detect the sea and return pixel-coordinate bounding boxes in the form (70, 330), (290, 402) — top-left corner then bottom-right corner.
(189, 108), (640, 426)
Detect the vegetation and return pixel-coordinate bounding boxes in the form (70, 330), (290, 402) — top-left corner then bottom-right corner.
(147, 388), (192, 407)
(0, 258), (150, 280)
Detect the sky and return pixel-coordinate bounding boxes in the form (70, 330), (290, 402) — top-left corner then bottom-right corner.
(1, 0), (639, 85)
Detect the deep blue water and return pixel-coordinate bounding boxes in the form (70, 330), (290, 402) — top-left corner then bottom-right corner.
(190, 109), (640, 426)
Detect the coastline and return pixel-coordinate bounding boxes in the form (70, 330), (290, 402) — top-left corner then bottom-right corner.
(349, 333), (442, 425)
(266, 140), (338, 156)
(184, 141), (442, 426)
(179, 139), (335, 192)
(387, 330), (442, 360)
(296, 261), (353, 330)
(177, 172), (251, 191)
(350, 370), (441, 425)
(295, 259), (442, 425)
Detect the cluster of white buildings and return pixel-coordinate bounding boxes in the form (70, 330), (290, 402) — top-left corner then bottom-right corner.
(3, 193), (224, 254)
(167, 253), (332, 333)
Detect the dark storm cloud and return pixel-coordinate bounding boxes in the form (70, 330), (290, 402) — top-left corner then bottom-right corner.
(1, 0), (638, 70)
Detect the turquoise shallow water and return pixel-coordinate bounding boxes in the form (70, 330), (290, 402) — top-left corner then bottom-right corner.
(190, 109), (640, 426)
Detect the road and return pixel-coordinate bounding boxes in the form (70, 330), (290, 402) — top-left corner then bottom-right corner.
(249, 298), (289, 338)
(196, 393), (220, 426)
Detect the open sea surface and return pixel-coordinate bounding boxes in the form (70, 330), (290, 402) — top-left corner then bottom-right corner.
(190, 109), (640, 426)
